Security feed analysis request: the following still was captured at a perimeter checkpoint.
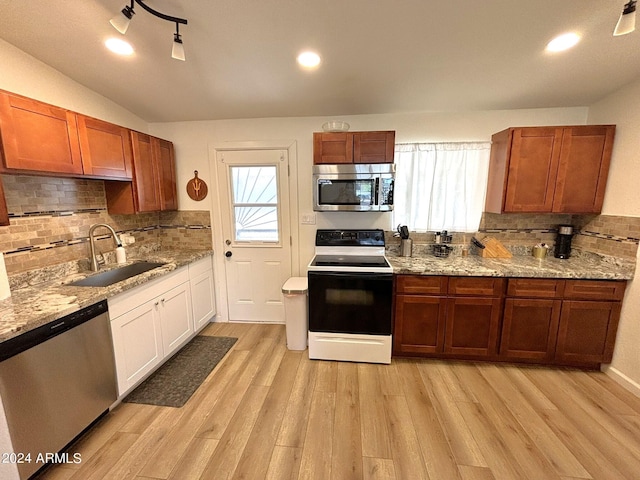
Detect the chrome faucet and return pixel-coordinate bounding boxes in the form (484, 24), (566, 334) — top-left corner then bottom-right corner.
(88, 223), (122, 271)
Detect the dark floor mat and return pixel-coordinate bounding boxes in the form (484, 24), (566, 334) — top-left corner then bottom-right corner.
(123, 336), (237, 408)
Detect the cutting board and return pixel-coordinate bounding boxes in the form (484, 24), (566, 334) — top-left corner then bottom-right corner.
(479, 236), (512, 258)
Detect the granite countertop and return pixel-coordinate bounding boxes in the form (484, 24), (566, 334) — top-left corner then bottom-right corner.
(0, 248), (214, 344)
(387, 248), (636, 280)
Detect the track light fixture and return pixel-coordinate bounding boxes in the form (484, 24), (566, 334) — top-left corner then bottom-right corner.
(614, 0), (637, 36)
(110, 0), (188, 60)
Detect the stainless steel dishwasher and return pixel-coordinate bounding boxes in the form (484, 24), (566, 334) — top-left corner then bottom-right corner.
(0, 300), (117, 479)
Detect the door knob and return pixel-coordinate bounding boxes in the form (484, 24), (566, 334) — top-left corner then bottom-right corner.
(225, 251), (232, 258)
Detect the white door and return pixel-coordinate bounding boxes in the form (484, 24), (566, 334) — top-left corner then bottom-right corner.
(217, 149), (292, 322)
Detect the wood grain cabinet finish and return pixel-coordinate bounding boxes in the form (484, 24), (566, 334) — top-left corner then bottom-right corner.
(394, 275), (626, 367)
(393, 275), (503, 358)
(0, 90), (83, 175)
(313, 131), (395, 164)
(104, 132), (177, 214)
(0, 178), (8, 226)
(485, 125), (615, 214)
(76, 115), (133, 179)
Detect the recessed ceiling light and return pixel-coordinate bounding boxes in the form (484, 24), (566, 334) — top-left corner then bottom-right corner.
(546, 33), (580, 52)
(297, 51), (321, 69)
(105, 38), (134, 56)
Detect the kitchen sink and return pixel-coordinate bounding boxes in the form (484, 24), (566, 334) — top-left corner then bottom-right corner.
(68, 261), (166, 287)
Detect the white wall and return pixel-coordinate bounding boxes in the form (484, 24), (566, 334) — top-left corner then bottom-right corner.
(150, 107), (588, 275)
(588, 79), (640, 395)
(0, 38), (147, 131)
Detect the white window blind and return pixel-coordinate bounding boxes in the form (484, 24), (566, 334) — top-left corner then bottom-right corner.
(392, 142), (491, 233)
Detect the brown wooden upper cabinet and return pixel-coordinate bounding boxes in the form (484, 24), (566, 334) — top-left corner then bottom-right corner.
(313, 130), (395, 164)
(485, 125), (615, 214)
(105, 132), (177, 214)
(77, 115), (133, 180)
(0, 90), (133, 180)
(0, 176), (9, 226)
(0, 90), (83, 175)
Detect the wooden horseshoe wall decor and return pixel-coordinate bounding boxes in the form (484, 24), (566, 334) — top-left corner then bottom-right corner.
(186, 170), (208, 201)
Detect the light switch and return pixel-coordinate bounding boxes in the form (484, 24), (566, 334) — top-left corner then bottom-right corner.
(302, 213), (316, 225)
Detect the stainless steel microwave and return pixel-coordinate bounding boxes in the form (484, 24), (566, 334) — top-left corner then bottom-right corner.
(313, 164), (395, 212)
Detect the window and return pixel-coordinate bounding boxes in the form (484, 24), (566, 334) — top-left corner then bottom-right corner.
(230, 166), (279, 242)
(392, 142), (491, 232)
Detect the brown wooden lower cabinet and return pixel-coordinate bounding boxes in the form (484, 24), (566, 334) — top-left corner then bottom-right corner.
(555, 300), (622, 364)
(444, 297), (502, 356)
(500, 298), (561, 361)
(393, 275), (626, 367)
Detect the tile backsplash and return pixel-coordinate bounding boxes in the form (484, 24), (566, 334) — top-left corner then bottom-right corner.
(0, 175), (212, 274)
(387, 212), (640, 259)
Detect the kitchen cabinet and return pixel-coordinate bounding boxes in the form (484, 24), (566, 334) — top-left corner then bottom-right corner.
(104, 132), (178, 214)
(0, 90), (134, 180)
(500, 279), (563, 361)
(0, 90), (83, 175)
(77, 115), (133, 179)
(110, 299), (164, 396)
(313, 130), (395, 164)
(393, 276), (503, 358)
(393, 275), (626, 367)
(485, 125), (615, 214)
(108, 267), (193, 396)
(555, 280), (625, 364)
(0, 178), (8, 226)
(189, 256), (216, 331)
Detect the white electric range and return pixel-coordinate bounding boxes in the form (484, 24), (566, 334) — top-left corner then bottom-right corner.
(307, 229), (393, 364)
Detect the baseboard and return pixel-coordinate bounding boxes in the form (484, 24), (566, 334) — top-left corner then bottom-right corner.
(602, 365), (640, 398)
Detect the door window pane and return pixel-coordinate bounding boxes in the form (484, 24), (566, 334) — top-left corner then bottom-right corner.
(231, 166), (279, 242)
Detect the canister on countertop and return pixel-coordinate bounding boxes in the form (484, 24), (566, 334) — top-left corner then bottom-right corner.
(400, 238), (413, 257)
(532, 243), (549, 259)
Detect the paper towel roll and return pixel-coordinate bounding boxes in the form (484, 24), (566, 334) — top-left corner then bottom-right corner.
(0, 253), (10, 300)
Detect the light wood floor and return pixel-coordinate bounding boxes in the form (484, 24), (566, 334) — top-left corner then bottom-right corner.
(37, 322), (640, 480)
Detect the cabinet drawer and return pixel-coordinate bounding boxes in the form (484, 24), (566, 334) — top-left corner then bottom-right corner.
(395, 275), (447, 295)
(448, 277), (504, 296)
(563, 280), (626, 301)
(507, 278), (564, 298)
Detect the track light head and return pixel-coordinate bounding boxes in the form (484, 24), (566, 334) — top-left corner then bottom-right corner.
(110, 4), (135, 35)
(614, 0), (637, 36)
(172, 32), (185, 61)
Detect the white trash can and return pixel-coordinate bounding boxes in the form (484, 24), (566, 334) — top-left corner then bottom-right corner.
(282, 277), (308, 351)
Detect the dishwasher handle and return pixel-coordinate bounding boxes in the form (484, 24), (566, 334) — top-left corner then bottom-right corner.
(0, 300), (109, 362)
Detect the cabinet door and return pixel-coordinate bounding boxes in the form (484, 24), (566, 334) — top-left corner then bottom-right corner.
(191, 269), (216, 331)
(500, 298), (561, 361)
(444, 297), (502, 356)
(393, 294), (446, 355)
(159, 282), (194, 357)
(153, 137), (178, 211)
(353, 131), (395, 163)
(77, 115), (133, 179)
(555, 300), (621, 364)
(504, 127), (562, 212)
(110, 301), (163, 395)
(553, 126), (615, 214)
(131, 131), (161, 212)
(0, 178), (8, 226)
(313, 132), (354, 164)
(0, 91), (83, 175)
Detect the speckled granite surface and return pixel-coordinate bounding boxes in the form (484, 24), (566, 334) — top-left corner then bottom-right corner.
(387, 248), (636, 280)
(0, 248), (213, 343)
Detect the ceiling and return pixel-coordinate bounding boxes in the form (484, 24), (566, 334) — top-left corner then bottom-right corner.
(1, 0), (639, 123)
